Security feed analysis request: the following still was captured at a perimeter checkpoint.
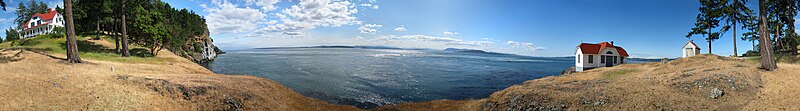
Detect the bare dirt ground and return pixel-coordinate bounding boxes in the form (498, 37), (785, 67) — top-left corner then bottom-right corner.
(378, 54), (800, 111)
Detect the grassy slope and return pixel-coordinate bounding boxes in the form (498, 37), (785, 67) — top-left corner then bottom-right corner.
(377, 54), (800, 110)
(0, 35), (362, 110)
(0, 35), (174, 63)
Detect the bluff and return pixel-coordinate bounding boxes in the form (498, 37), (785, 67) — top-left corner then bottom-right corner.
(171, 29), (222, 64)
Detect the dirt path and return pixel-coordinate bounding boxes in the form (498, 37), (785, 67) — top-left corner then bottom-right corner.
(744, 64), (800, 110)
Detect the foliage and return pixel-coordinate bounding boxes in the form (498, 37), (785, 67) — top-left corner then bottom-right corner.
(4, 28), (19, 42)
(68, 0), (208, 56)
(742, 50), (760, 57)
(52, 27), (66, 37)
(40, 33), (65, 39)
(687, 0), (725, 53)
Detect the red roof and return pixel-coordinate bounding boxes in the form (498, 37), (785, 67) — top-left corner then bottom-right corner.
(577, 42), (629, 57)
(22, 9), (59, 30)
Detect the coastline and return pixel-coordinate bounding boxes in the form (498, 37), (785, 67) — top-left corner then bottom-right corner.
(3, 45), (800, 110)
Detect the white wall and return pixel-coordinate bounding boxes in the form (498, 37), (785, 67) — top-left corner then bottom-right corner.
(682, 43), (698, 58)
(576, 47), (627, 72)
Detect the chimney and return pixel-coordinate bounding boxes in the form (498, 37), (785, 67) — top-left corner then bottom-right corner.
(610, 41), (614, 45)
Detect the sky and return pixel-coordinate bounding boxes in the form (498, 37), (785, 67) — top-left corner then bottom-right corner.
(0, 0), (788, 58)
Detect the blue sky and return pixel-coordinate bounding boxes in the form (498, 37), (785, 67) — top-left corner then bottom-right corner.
(0, 0), (785, 58)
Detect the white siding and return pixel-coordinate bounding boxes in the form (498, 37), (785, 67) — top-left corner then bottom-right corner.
(576, 47), (627, 72)
(682, 43), (699, 58)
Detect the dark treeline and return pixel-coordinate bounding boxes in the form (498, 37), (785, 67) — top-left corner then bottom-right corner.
(71, 0), (209, 55)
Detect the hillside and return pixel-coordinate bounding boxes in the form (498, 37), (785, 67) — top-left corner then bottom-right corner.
(377, 54), (800, 110)
(0, 37), (360, 110)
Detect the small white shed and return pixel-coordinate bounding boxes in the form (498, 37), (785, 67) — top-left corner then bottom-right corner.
(682, 40), (701, 58)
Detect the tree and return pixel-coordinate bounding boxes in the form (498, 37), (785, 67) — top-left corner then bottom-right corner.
(14, 2), (27, 27)
(120, 0), (130, 57)
(758, 0), (777, 70)
(130, 3), (169, 55)
(64, 0), (82, 63)
(719, 0), (752, 57)
(5, 28), (19, 44)
(774, 0), (798, 54)
(687, 0), (725, 54)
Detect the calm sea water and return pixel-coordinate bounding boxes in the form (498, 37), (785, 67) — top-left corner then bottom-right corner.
(205, 47), (659, 108)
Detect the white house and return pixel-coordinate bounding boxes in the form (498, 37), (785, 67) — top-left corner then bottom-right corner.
(575, 41), (629, 72)
(19, 8), (65, 38)
(682, 40), (701, 58)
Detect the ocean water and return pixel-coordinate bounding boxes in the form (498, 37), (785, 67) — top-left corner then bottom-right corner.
(205, 47), (659, 108)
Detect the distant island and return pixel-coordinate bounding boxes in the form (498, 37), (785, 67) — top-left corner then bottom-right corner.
(255, 45), (416, 50)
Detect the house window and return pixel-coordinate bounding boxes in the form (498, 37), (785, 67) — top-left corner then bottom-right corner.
(588, 55), (594, 63)
(600, 55), (605, 63)
(619, 56), (624, 64)
(606, 51), (613, 54)
(576, 54), (580, 63)
(613, 56), (617, 63)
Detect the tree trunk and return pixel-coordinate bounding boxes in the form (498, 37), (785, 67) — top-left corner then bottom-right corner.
(114, 15), (120, 53)
(733, 22), (738, 56)
(708, 22), (713, 54)
(775, 25), (780, 51)
(64, 0), (81, 63)
(791, 25), (799, 55)
(758, 0), (777, 70)
(95, 20), (100, 40)
(120, 0), (130, 57)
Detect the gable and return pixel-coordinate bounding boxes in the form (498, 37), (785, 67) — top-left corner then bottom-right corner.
(577, 42), (629, 57)
(683, 41), (701, 50)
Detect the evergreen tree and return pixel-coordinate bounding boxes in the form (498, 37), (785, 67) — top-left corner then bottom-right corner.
(687, 0), (725, 54)
(719, 0), (752, 56)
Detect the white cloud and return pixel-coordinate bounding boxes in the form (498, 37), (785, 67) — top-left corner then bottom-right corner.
(0, 18), (14, 23)
(481, 38), (494, 41)
(443, 31), (459, 36)
(506, 41), (545, 51)
(360, 3), (379, 9)
(205, 1), (267, 34)
(373, 35), (494, 47)
(47, 1), (64, 9)
(260, 0), (362, 36)
(359, 24), (382, 34)
(245, 0), (281, 11)
(394, 25), (406, 32)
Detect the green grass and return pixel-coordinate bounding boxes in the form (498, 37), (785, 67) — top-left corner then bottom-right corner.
(602, 69), (639, 79)
(742, 54), (799, 63)
(0, 35), (175, 64)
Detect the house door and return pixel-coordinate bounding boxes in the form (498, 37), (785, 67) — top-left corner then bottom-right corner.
(605, 56), (614, 67)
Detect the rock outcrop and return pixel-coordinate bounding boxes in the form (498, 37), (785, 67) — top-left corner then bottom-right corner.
(175, 29), (222, 64)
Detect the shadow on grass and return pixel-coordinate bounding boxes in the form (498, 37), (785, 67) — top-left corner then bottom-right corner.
(59, 40), (153, 58)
